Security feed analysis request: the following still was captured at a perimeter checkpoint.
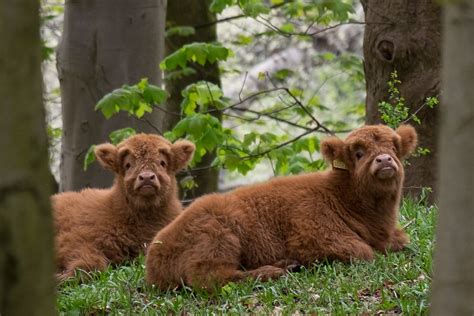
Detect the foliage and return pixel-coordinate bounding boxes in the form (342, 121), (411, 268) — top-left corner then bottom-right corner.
(40, 0), (64, 61)
(83, 128), (137, 171)
(56, 197), (436, 314)
(88, 76), (330, 178)
(379, 70), (439, 129)
(378, 70), (439, 158)
(95, 79), (168, 119)
(378, 71), (410, 129)
(160, 42), (233, 70)
(210, 0), (354, 24)
(82, 0), (368, 186)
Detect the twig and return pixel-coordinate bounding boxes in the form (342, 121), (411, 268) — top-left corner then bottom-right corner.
(134, 116), (163, 135)
(242, 127), (320, 160)
(231, 106), (313, 131)
(266, 73), (335, 135)
(238, 72), (248, 102)
(193, 2), (288, 29)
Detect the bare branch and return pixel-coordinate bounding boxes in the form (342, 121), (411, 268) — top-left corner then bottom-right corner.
(193, 2), (288, 29)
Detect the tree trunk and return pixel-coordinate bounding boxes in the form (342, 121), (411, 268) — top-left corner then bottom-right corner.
(57, 0), (167, 192)
(0, 0), (55, 313)
(431, 2), (474, 314)
(362, 0), (441, 200)
(164, 0), (221, 199)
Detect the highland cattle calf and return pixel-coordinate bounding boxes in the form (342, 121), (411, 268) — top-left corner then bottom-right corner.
(53, 134), (195, 280)
(146, 124), (417, 291)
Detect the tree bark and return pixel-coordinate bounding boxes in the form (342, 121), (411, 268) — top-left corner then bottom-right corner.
(57, 0), (167, 191)
(0, 0), (55, 313)
(431, 2), (474, 314)
(165, 0), (221, 199)
(362, 0), (441, 199)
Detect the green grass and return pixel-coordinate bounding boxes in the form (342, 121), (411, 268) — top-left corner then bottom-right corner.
(57, 197), (436, 315)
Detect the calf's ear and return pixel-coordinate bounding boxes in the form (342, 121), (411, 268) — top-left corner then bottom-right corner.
(395, 124), (418, 158)
(94, 143), (119, 173)
(321, 137), (346, 166)
(171, 140), (196, 171)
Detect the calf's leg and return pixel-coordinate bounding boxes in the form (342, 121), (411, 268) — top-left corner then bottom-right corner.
(388, 227), (410, 252)
(56, 247), (108, 282)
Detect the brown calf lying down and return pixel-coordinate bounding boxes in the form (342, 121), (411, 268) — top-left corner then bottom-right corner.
(53, 134), (195, 280)
(146, 124), (417, 290)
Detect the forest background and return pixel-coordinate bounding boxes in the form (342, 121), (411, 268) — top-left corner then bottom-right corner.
(0, 0), (472, 314)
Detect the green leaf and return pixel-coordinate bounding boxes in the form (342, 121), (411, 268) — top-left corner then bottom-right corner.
(47, 126), (62, 139)
(108, 128), (137, 145)
(144, 85), (168, 104)
(83, 145), (96, 171)
(179, 175), (198, 190)
(241, 0), (270, 17)
(188, 115), (207, 136)
(235, 35), (253, 46)
(322, 52), (336, 61)
(289, 88), (303, 97)
(186, 44), (208, 65)
(96, 93), (119, 119)
(280, 23), (295, 33)
(160, 43), (232, 71)
(210, 0), (234, 13)
(160, 48), (188, 70)
(166, 26), (196, 38)
(223, 154), (241, 170)
(137, 78), (149, 92)
(273, 69), (294, 81)
(243, 133), (257, 147)
(200, 129), (220, 151)
(165, 68), (197, 81)
(172, 118), (190, 138)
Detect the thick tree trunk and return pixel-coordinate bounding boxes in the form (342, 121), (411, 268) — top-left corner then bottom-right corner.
(57, 0), (167, 191)
(431, 2), (474, 314)
(362, 0), (441, 199)
(164, 0), (221, 199)
(0, 0), (55, 313)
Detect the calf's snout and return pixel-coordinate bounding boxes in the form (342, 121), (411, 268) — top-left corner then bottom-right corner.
(138, 171), (157, 185)
(374, 154), (393, 167)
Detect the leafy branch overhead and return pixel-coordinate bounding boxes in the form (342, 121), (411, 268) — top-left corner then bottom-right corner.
(86, 75), (334, 176)
(160, 42), (233, 70)
(86, 1), (437, 191)
(95, 79), (168, 119)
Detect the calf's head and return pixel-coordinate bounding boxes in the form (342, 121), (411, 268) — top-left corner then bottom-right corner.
(94, 134), (195, 208)
(321, 125), (417, 192)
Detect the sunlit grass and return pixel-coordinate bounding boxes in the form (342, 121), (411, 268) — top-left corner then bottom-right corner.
(57, 197), (436, 314)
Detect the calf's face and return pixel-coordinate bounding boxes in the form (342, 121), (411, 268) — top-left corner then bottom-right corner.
(321, 125), (417, 190)
(94, 134), (195, 207)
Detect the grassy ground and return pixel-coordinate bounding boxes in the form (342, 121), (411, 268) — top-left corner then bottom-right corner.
(57, 197), (436, 315)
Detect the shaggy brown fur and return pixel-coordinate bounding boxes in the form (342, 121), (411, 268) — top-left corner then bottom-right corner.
(53, 134), (195, 280)
(146, 124), (418, 291)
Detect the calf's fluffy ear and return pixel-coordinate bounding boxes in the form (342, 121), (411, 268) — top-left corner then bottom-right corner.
(320, 137), (345, 163)
(94, 143), (119, 172)
(395, 124), (418, 158)
(171, 140), (196, 171)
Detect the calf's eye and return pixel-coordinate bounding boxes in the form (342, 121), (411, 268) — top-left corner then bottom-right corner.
(355, 151), (364, 160)
(160, 160), (167, 167)
(125, 163), (131, 170)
